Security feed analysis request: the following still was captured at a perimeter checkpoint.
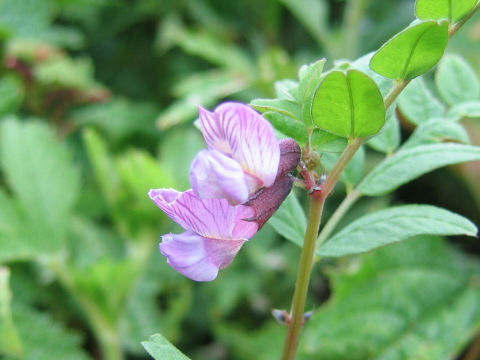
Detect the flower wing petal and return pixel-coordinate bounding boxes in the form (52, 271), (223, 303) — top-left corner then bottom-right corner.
(190, 149), (249, 204)
(149, 189), (253, 239)
(160, 231), (246, 281)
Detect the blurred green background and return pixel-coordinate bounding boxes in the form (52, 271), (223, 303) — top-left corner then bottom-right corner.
(0, 0), (479, 359)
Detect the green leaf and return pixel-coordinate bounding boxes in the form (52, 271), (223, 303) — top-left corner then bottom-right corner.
(274, 79), (299, 101)
(142, 334), (190, 360)
(416, 0), (478, 22)
(12, 304), (91, 360)
(0, 267), (22, 358)
(263, 112), (309, 144)
(435, 54), (480, 105)
(359, 144), (480, 196)
(251, 98), (302, 121)
(447, 100), (480, 121)
(402, 119), (470, 150)
(370, 21), (449, 80)
(367, 113), (401, 154)
(268, 192), (306, 246)
(298, 59), (327, 125)
(0, 76), (23, 117)
(0, 118), (80, 253)
(397, 77), (445, 124)
(303, 236), (480, 359)
(318, 205), (477, 257)
(312, 70), (385, 138)
(310, 129), (347, 152)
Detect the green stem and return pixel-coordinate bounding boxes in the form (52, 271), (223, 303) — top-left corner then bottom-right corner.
(316, 188), (362, 250)
(322, 137), (364, 197)
(281, 193), (325, 360)
(384, 79), (409, 109)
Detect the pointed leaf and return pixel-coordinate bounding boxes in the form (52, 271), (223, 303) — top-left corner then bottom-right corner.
(370, 21), (449, 80)
(263, 112), (308, 144)
(142, 334), (190, 360)
(359, 144), (480, 196)
(318, 205), (477, 257)
(312, 69), (385, 138)
(415, 0), (478, 22)
(402, 119), (470, 150)
(298, 59), (327, 125)
(251, 98), (302, 121)
(447, 100), (480, 121)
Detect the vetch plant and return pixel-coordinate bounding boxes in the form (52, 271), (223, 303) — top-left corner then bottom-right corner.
(146, 2), (480, 360)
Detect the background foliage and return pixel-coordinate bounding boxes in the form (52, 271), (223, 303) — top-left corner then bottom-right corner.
(0, 1), (479, 359)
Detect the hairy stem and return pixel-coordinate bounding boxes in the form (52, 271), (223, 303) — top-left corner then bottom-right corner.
(281, 193), (325, 360)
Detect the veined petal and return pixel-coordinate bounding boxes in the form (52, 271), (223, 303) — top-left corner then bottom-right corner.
(190, 149), (249, 205)
(160, 231), (246, 281)
(149, 189), (256, 239)
(199, 102), (280, 190)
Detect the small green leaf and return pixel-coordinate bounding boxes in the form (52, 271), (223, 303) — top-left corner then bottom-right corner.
(398, 77), (445, 124)
(360, 144), (480, 196)
(318, 205), (477, 257)
(263, 112), (308, 144)
(310, 128), (347, 152)
(367, 113), (401, 154)
(435, 54), (480, 105)
(268, 192), (306, 246)
(370, 21), (449, 80)
(251, 98), (302, 120)
(415, 0), (478, 22)
(142, 333), (190, 360)
(351, 52), (395, 97)
(402, 119), (470, 150)
(274, 79), (299, 101)
(447, 100), (480, 121)
(312, 69), (385, 138)
(298, 59), (327, 125)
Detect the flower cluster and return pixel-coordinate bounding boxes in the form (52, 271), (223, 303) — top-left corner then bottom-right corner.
(149, 102), (300, 281)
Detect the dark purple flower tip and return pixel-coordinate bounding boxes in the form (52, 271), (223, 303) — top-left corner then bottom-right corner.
(277, 139), (301, 179)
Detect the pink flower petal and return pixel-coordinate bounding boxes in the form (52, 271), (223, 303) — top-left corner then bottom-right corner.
(190, 149), (249, 204)
(149, 189), (257, 239)
(199, 102), (280, 190)
(160, 231), (246, 281)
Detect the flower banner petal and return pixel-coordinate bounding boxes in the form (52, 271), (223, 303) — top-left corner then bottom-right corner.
(199, 102), (280, 190)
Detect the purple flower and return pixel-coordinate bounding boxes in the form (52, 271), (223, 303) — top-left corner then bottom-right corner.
(149, 189), (258, 281)
(149, 139), (301, 281)
(190, 102), (280, 204)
